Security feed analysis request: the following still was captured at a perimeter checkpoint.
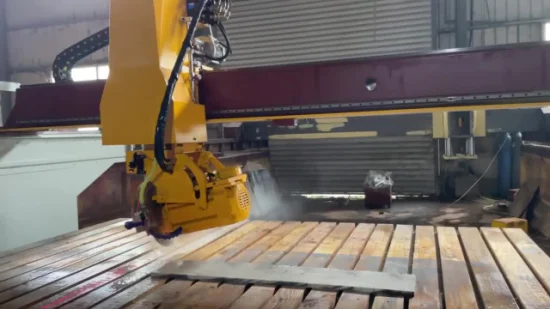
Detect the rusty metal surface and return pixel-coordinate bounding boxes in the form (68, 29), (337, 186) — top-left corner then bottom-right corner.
(4, 43), (550, 130)
(77, 163), (137, 229)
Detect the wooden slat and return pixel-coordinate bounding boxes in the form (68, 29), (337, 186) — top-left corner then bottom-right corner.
(438, 226), (478, 309)
(50, 223), (245, 309)
(275, 222), (337, 267)
(10, 221), (550, 309)
(227, 222), (336, 309)
(300, 223), (355, 268)
(98, 222), (313, 309)
(252, 222), (318, 265)
(299, 223), (375, 309)
(207, 221), (283, 261)
(353, 224), (395, 271)
(326, 224), (375, 270)
(177, 221), (316, 309)
(482, 227), (550, 308)
(90, 221), (247, 309)
(230, 222), (302, 263)
(335, 224), (394, 309)
(226, 286), (274, 309)
(0, 219), (126, 260)
(259, 222), (348, 309)
(122, 221), (269, 309)
(409, 226), (440, 309)
(160, 221), (304, 309)
(0, 235), (150, 305)
(459, 227), (518, 309)
(0, 229), (137, 283)
(371, 225), (414, 309)
(156, 221), (283, 309)
(124, 280), (193, 309)
(1, 239), (153, 308)
(30, 250), (164, 309)
(184, 221), (265, 261)
(0, 232), (144, 292)
(504, 228), (550, 294)
(0, 226), (129, 272)
(91, 278), (160, 309)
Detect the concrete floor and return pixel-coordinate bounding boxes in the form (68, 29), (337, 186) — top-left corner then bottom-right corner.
(259, 197), (500, 226)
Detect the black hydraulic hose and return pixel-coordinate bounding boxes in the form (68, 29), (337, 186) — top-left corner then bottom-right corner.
(203, 22), (232, 62)
(154, 0), (209, 173)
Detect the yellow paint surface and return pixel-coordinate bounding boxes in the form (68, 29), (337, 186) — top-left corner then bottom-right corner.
(315, 117), (349, 123)
(473, 110), (487, 137)
(432, 111), (448, 138)
(316, 123), (345, 132)
(492, 218), (528, 232)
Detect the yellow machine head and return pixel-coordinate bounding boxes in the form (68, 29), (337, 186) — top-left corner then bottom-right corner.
(101, 0), (250, 241)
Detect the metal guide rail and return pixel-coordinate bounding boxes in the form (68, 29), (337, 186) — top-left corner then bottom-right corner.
(4, 42), (550, 131)
(0, 218), (549, 308)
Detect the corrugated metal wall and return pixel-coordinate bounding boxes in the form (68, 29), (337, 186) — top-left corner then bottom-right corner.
(225, 0), (435, 195)
(5, 0), (550, 82)
(225, 0), (433, 68)
(4, 0), (432, 84)
(439, 0), (550, 48)
(270, 136), (436, 195)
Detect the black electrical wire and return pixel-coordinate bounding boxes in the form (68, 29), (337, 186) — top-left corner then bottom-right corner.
(218, 23), (232, 54)
(154, 0), (209, 173)
(52, 27), (110, 82)
(202, 22), (232, 62)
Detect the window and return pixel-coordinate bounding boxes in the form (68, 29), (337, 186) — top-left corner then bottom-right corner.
(71, 67), (98, 82)
(66, 64), (109, 82)
(545, 22), (550, 41)
(97, 65), (110, 79)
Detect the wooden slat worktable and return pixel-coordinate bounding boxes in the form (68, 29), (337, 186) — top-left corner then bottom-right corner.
(1, 219), (550, 308)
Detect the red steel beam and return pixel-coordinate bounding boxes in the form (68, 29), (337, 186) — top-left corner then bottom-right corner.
(201, 43), (550, 118)
(4, 81), (103, 129)
(3, 43), (550, 130)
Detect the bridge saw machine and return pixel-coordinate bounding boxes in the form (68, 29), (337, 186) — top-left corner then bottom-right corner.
(4, 0), (550, 243)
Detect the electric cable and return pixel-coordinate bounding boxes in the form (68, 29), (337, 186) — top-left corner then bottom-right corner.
(52, 27), (110, 82)
(202, 22), (232, 62)
(445, 136), (508, 207)
(154, 0), (209, 173)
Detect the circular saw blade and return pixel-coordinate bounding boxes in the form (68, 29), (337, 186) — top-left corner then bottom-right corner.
(140, 183), (172, 241)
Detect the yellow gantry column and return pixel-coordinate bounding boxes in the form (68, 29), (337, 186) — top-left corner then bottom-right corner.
(100, 0), (206, 146)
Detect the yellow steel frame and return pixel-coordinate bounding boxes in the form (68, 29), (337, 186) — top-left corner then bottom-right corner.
(97, 0), (251, 235)
(100, 0), (206, 146)
(126, 148), (249, 234)
(2, 102), (549, 134)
